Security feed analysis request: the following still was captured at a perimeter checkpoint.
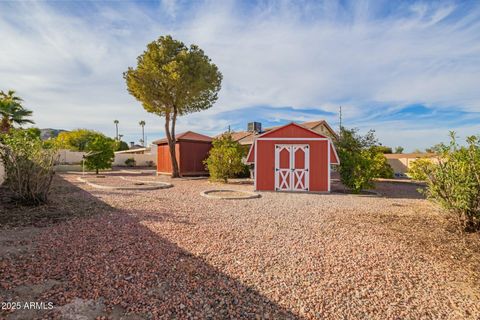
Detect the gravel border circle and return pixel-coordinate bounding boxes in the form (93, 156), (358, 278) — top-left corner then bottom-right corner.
(77, 177), (173, 190)
(200, 189), (261, 200)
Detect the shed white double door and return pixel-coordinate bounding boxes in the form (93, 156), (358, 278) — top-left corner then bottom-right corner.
(274, 144), (310, 191)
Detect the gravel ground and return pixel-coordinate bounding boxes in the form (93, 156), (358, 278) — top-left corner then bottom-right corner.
(1, 171), (479, 319)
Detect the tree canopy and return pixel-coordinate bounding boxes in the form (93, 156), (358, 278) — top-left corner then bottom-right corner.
(83, 135), (116, 174)
(124, 35), (222, 177)
(55, 129), (101, 151)
(394, 146), (404, 154)
(0, 90), (34, 133)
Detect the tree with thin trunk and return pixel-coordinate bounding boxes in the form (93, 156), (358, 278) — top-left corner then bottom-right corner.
(114, 120), (119, 140)
(124, 35), (222, 177)
(139, 120), (146, 146)
(0, 90), (34, 133)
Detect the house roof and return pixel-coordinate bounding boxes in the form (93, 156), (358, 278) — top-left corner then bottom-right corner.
(384, 153), (436, 159)
(152, 131), (213, 145)
(222, 120), (337, 145)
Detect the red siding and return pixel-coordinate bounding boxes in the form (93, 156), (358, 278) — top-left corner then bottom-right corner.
(255, 140), (329, 192)
(179, 141), (211, 175)
(157, 144), (180, 174)
(157, 141), (211, 176)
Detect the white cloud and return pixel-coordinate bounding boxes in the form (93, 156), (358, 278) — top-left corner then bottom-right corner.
(0, 0), (479, 150)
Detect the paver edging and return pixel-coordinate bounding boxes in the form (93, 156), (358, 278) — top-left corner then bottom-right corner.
(200, 189), (261, 200)
(77, 177), (173, 190)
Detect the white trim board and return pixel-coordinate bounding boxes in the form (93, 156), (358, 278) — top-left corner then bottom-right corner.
(256, 138), (328, 141)
(330, 142), (340, 165)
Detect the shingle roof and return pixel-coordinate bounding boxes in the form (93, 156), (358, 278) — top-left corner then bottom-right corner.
(152, 131), (213, 145)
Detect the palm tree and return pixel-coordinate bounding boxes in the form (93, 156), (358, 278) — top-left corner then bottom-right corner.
(114, 120), (119, 140)
(0, 90), (34, 133)
(139, 120), (145, 146)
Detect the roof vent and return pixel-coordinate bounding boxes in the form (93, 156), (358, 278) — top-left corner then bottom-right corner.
(248, 122), (262, 133)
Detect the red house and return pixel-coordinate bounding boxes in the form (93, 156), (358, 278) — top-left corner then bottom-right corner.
(246, 123), (339, 192)
(153, 131), (212, 176)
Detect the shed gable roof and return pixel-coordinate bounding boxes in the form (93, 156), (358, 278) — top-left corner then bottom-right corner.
(152, 131), (212, 145)
(245, 123), (334, 164)
(256, 122), (328, 139)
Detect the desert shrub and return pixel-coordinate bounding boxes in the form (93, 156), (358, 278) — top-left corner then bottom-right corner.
(146, 160), (154, 167)
(204, 132), (245, 183)
(372, 152), (394, 178)
(125, 158), (136, 167)
(0, 130), (57, 204)
(337, 127), (394, 193)
(418, 133), (480, 232)
(234, 163), (251, 178)
(408, 158), (435, 181)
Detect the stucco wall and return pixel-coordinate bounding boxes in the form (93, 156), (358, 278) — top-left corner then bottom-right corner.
(385, 155), (438, 174)
(57, 149), (86, 164)
(113, 153), (156, 167)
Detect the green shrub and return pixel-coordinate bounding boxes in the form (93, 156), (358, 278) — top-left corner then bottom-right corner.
(125, 158), (136, 167)
(0, 130), (57, 204)
(204, 132), (245, 183)
(373, 152), (394, 178)
(337, 127), (394, 193)
(418, 133), (480, 232)
(146, 160), (154, 167)
(83, 135), (116, 174)
(407, 158), (435, 181)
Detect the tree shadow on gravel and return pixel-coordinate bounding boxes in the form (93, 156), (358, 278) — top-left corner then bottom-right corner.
(0, 175), (301, 319)
(0, 175), (114, 228)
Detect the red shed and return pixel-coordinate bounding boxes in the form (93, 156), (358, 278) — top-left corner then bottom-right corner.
(246, 123), (339, 192)
(153, 131), (212, 176)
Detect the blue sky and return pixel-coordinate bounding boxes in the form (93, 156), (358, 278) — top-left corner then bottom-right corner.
(0, 0), (479, 151)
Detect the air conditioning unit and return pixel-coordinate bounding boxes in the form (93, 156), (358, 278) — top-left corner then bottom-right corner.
(248, 122), (262, 133)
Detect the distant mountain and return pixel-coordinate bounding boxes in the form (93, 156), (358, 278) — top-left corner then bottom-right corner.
(40, 128), (68, 140)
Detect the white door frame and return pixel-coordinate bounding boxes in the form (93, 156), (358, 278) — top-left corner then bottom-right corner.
(274, 144), (310, 192)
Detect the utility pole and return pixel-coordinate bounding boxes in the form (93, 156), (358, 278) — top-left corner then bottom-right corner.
(114, 120), (119, 140)
(339, 106), (343, 131)
(139, 121), (146, 146)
